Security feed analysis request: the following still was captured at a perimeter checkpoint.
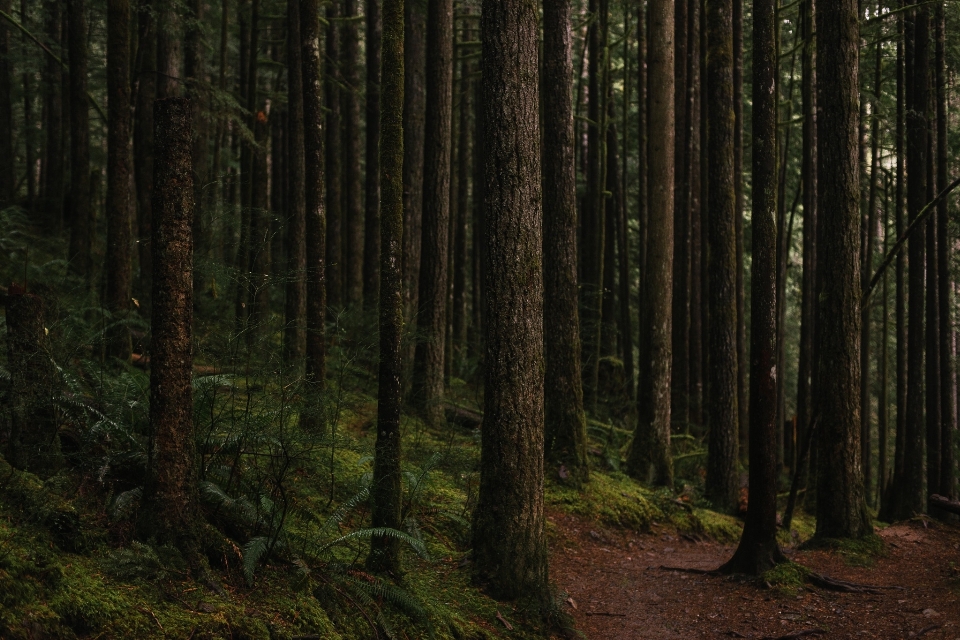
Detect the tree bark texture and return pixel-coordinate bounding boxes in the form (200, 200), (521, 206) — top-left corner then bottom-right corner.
(722, 0), (783, 575)
(704, 0), (739, 513)
(363, 0), (382, 309)
(106, 0), (134, 362)
(815, 0), (870, 539)
(135, 0), (157, 311)
(369, 0), (404, 572)
(411, 0), (453, 427)
(40, 0), (64, 220)
(325, 1), (343, 311)
(284, 0), (306, 368)
(342, 0), (364, 307)
(0, 0), (12, 207)
(472, 0), (549, 604)
(67, 0), (92, 278)
(627, 0), (674, 488)
(543, 0), (589, 487)
(141, 98), (198, 550)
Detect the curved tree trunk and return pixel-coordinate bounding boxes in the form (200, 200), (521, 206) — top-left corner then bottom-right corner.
(472, 0), (549, 603)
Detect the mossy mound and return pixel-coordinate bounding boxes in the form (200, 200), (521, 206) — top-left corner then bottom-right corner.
(761, 561), (810, 596)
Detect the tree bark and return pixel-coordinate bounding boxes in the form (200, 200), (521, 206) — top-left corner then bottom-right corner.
(720, 0), (784, 574)
(325, 1), (343, 311)
(156, 0), (180, 99)
(301, 0), (327, 429)
(135, 0), (157, 312)
(410, 0), (453, 427)
(472, 0), (549, 603)
(733, 0), (748, 461)
(106, 0), (134, 362)
(67, 0), (92, 278)
(626, 0), (674, 488)
(40, 0), (64, 221)
(814, 0), (871, 539)
(140, 98), (198, 552)
(363, 0), (382, 309)
(704, 0), (739, 513)
(342, 0), (363, 308)
(283, 0), (306, 368)
(0, 0), (13, 206)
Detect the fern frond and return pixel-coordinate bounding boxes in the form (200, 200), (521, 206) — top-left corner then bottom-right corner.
(242, 535), (271, 585)
(109, 487), (143, 519)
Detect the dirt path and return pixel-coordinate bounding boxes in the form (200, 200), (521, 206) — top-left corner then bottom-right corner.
(550, 511), (960, 639)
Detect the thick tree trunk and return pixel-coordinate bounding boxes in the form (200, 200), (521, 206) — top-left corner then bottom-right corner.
(342, 0), (363, 307)
(67, 0), (92, 278)
(324, 1), (343, 311)
(284, 0), (306, 367)
(704, 0), (739, 514)
(363, 0), (382, 309)
(301, 0), (327, 428)
(815, 0), (870, 539)
(410, 0), (453, 427)
(721, 0), (784, 574)
(156, 0), (180, 99)
(627, 0), (674, 488)
(368, 0), (404, 573)
(472, 0), (549, 603)
(140, 98), (198, 552)
(106, 0), (134, 362)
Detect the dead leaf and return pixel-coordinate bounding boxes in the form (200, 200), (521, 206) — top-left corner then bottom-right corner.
(566, 597), (577, 610)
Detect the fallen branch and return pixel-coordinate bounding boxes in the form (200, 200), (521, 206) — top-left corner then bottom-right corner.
(660, 565), (717, 575)
(915, 624), (942, 638)
(929, 494), (960, 516)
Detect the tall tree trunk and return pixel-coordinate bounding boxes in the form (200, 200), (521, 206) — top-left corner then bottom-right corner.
(369, 0), (404, 571)
(721, 0), (784, 574)
(140, 98), (199, 553)
(542, 0), (588, 488)
(106, 0), (134, 362)
(284, 0), (306, 367)
(41, 0), (64, 221)
(626, 0), (674, 488)
(20, 0), (34, 209)
(935, 3), (955, 504)
(156, 0), (180, 98)
(301, 0), (327, 428)
(67, 0), (92, 278)
(342, 0), (364, 307)
(815, 0), (870, 539)
(671, 0), (690, 434)
(135, 0), (156, 312)
(733, 0), (748, 461)
(0, 0), (13, 207)
(688, 0), (703, 432)
(184, 0), (207, 285)
(451, 45), (470, 374)
(472, 0), (549, 602)
(325, 1), (343, 312)
(410, 0), (453, 427)
(878, 174), (890, 504)
(402, 0), (427, 382)
(636, 1), (648, 403)
(363, 0), (382, 310)
(704, 0), (739, 513)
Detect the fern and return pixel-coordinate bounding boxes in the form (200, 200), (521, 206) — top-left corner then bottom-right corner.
(109, 487), (142, 520)
(242, 535), (271, 586)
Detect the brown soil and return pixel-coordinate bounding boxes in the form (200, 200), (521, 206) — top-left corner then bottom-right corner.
(550, 511), (960, 639)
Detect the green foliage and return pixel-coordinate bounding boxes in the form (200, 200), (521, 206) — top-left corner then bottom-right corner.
(761, 561), (810, 597)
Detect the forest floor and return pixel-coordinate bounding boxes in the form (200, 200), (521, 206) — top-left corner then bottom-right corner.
(550, 510), (960, 640)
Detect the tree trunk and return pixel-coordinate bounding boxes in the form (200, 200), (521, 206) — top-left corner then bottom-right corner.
(410, 0), (453, 427)
(402, 0), (427, 383)
(0, 0), (13, 207)
(733, 0), (748, 461)
(140, 97), (198, 552)
(342, 0), (363, 307)
(41, 0), (64, 221)
(720, 0), (784, 574)
(6, 291), (62, 476)
(472, 0), (549, 603)
(156, 0), (180, 98)
(135, 0), (156, 312)
(814, 0), (871, 539)
(325, 1), (343, 312)
(542, 0), (588, 487)
(106, 0), (134, 362)
(635, 1), (647, 403)
(451, 43), (470, 375)
(704, 0), (739, 514)
(67, 0), (92, 278)
(363, 0), (382, 310)
(301, 0), (327, 429)
(283, 0), (306, 368)
(368, 0), (404, 573)
(20, 0), (34, 209)
(626, 0), (674, 488)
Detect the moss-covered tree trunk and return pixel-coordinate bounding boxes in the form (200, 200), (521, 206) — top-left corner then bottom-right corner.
(720, 0), (784, 575)
(363, 0), (382, 310)
(284, 0), (306, 368)
(141, 98), (199, 551)
(301, 0), (327, 428)
(543, 0), (589, 487)
(704, 0), (739, 513)
(6, 291), (62, 476)
(368, 0), (404, 572)
(472, 0), (549, 604)
(324, 1), (343, 312)
(410, 0), (452, 427)
(814, 0), (871, 539)
(67, 0), (92, 278)
(106, 0), (134, 363)
(626, 0), (674, 488)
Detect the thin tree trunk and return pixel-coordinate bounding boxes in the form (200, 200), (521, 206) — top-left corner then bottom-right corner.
(0, 0), (13, 206)
(636, 1), (648, 403)
(627, 0), (674, 488)
(67, 0), (92, 278)
(156, 0), (180, 98)
(410, 0), (453, 427)
(363, 0), (382, 309)
(671, 0), (690, 434)
(325, 1), (343, 312)
(40, 0), (64, 221)
(472, 0), (549, 602)
(733, 0), (748, 461)
(284, 0), (306, 367)
(368, 0), (403, 573)
(135, 0), (156, 311)
(342, 0), (363, 307)
(20, 0), (34, 208)
(878, 173), (890, 504)
(106, 0), (134, 362)
(704, 0), (739, 513)
(451, 47), (470, 373)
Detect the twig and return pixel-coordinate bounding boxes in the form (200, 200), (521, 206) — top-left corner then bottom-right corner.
(495, 611), (514, 630)
(660, 565), (717, 575)
(137, 606), (164, 632)
(915, 624), (942, 638)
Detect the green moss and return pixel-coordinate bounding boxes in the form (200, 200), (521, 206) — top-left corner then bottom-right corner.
(546, 471), (663, 530)
(761, 561), (810, 596)
(801, 533), (887, 567)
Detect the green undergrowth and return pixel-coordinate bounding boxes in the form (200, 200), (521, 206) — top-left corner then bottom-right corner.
(800, 533), (887, 567)
(761, 561), (811, 596)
